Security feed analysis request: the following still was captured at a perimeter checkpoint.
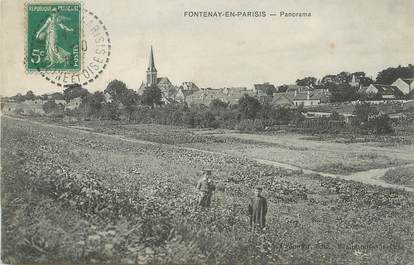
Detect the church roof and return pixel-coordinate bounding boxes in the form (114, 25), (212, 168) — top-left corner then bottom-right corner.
(293, 89), (329, 101)
(147, 46), (157, 72)
(157, 77), (172, 85)
(182, 82), (200, 91)
(272, 93), (294, 105)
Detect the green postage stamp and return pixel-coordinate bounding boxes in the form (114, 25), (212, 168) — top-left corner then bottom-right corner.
(27, 2), (81, 71)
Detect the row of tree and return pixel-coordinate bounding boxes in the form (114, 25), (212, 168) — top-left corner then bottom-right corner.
(293, 64), (413, 87)
(279, 64), (414, 102)
(40, 81), (395, 135)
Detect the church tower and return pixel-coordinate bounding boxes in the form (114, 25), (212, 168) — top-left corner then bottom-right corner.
(350, 74), (359, 87)
(146, 46), (157, 86)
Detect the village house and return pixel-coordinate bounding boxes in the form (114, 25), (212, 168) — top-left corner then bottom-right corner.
(55, 99), (67, 106)
(222, 87), (253, 105)
(257, 94), (273, 105)
(292, 89), (330, 106)
(285, 84), (309, 99)
(222, 87), (247, 95)
(173, 82), (201, 103)
(185, 87), (253, 106)
(185, 88), (222, 106)
(65, 97), (82, 110)
(358, 84), (403, 99)
(392, 77), (414, 95)
(1, 99), (46, 115)
(271, 93), (294, 107)
(180, 82), (200, 92)
(174, 87), (191, 103)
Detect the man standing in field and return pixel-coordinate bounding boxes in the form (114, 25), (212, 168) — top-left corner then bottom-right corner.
(248, 186), (268, 232)
(196, 169), (216, 208)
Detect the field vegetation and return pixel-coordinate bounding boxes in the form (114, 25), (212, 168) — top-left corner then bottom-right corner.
(60, 122), (412, 176)
(2, 116), (414, 265)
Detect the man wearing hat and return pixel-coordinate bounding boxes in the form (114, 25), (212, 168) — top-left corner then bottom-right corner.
(196, 169), (216, 207)
(248, 186), (268, 231)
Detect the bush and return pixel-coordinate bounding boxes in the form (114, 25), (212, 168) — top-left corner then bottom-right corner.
(238, 94), (261, 119)
(200, 110), (218, 128)
(383, 166), (414, 187)
(370, 114), (394, 134)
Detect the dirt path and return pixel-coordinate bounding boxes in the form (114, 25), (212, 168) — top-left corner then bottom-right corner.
(207, 132), (414, 161)
(254, 158), (414, 192)
(3, 115), (414, 193)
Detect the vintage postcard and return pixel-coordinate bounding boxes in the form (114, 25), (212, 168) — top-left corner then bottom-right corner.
(1, 0), (414, 264)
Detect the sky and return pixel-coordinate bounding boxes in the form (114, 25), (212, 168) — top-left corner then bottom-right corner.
(1, 0), (414, 96)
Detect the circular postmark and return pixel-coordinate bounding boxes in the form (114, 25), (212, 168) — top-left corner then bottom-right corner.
(33, 8), (111, 87)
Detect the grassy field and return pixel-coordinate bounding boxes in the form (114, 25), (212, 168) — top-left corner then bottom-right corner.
(65, 122), (414, 176)
(2, 116), (414, 265)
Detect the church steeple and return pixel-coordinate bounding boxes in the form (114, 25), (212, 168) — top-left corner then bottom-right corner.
(146, 46), (157, 86)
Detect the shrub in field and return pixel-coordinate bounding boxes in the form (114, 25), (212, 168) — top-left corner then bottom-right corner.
(370, 114), (394, 134)
(200, 110), (218, 128)
(238, 94), (261, 120)
(383, 166), (414, 188)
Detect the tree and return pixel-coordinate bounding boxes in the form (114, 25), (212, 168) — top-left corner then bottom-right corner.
(352, 72), (366, 79)
(260, 102), (273, 121)
(371, 114), (394, 134)
(11, 93), (25, 102)
(200, 110), (217, 128)
(63, 84), (89, 101)
(271, 107), (288, 124)
(79, 91), (106, 118)
(258, 84), (277, 96)
(25, 90), (36, 100)
(337, 72), (351, 83)
(359, 76), (374, 87)
(328, 83), (358, 102)
(376, 64), (414, 85)
(104, 80), (140, 120)
(277, 85), (289, 93)
(209, 99), (228, 109)
(296, 77), (317, 87)
(105, 80), (127, 101)
(42, 100), (60, 113)
(102, 101), (120, 120)
(238, 94), (261, 119)
(141, 84), (163, 108)
(49, 92), (65, 100)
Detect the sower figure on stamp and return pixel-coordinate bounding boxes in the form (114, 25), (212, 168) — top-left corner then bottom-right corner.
(248, 186), (268, 232)
(35, 7), (74, 67)
(196, 169), (216, 208)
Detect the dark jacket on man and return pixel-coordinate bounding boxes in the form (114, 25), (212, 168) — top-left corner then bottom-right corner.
(248, 195), (268, 229)
(196, 177), (215, 207)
